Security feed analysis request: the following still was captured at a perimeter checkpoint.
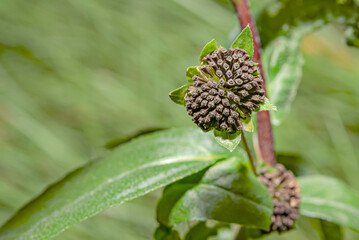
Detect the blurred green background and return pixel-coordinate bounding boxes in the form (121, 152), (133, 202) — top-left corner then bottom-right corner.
(0, 0), (358, 239)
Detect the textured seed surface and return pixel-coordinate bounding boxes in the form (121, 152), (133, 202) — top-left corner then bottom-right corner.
(185, 48), (265, 133)
(258, 164), (301, 233)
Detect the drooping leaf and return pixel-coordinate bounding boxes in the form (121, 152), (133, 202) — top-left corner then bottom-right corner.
(231, 25), (254, 60)
(199, 39), (218, 62)
(298, 175), (359, 231)
(263, 26), (314, 125)
(169, 85), (190, 106)
(157, 156), (273, 230)
(254, 97), (277, 112)
(184, 221), (229, 240)
(214, 130), (242, 152)
(154, 225), (181, 240)
(186, 66), (200, 83)
(319, 220), (343, 240)
(0, 128), (232, 240)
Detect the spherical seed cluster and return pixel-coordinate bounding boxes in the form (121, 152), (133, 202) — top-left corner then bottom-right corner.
(258, 164), (301, 233)
(185, 48), (265, 133)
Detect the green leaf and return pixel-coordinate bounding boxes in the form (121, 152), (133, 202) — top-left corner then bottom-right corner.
(199, 39), (218, 62)
(186, 66), (200, 83)
(263, 26), (314, 125)
(319, 220), (343, 240)
(169, 85), (190, 106)
(241, 117), (253, 132)
(235, 227), (248, 240)
(154, 225), (181, 240)
(298, 175), (359, 232)
(184, 222), (229, 240)
(0, 128), (232, 240)
(254, 97), (277, 112)
(346, 24), (359, 48)
(231, 25), (254, 60)
(104, 127), (165, 150)
(213, 130), (242, 152)
(157, 156), (273, 230)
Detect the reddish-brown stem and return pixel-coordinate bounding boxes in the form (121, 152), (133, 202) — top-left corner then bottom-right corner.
(232, 0), (276, 166)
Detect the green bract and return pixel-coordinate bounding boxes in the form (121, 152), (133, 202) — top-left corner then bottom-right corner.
(169, 25), (277, 151)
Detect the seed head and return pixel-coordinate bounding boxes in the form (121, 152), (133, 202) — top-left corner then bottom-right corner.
(185, 48), (265, 133)
(258, 164), (301, 233)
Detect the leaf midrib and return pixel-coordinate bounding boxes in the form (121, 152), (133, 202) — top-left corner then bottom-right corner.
(1, 154), (227, 240)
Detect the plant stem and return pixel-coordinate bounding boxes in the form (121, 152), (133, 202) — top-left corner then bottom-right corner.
(232, 0), (276, 166)
(241, 133), (256, 175)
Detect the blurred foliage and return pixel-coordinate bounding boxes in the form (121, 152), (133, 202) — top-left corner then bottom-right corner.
(0, 0), (358, 239)
(257, 0), (359, 47)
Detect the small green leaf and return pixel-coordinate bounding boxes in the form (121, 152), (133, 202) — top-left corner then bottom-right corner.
(231, 25), (254, 60)
(186, 66), (200, 83)
(169, 85), (190, 106)
(154, 225), (181, 240)
(157, 156), (273, 230)
(241, 117), (253, 132)
(298, 175), (359, 231)
(0, 128), (232, 240)
(214, 130), (241, 152)
(319, 220), (343, 240)
(254, 97), (277, 112)
(199, 39), (218, 62)
(184, 222), (229, 240)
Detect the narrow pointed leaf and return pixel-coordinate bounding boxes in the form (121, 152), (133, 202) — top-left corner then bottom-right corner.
(169, 85), (190, 106)
(231, 25), (254, 60)
(214, 130), (241, 152)
(0, 128), (232, 240)
(157, 156), (273, 230)
(298, 175), (359, 231)
(199, 39), (217, 62)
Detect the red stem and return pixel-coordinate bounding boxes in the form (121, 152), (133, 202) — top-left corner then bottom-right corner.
(232, 0), (276, 166)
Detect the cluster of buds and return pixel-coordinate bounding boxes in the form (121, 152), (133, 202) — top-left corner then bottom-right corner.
(258, 164), (301, 233)
(185, 48), (265, 133)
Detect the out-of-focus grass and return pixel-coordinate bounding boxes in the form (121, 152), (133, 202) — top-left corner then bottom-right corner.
(0, 0), (358, 239)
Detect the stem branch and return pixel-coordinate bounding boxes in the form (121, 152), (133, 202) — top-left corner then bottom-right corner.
(241, 133), (256, 175)
(232, 0), (276, 166)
